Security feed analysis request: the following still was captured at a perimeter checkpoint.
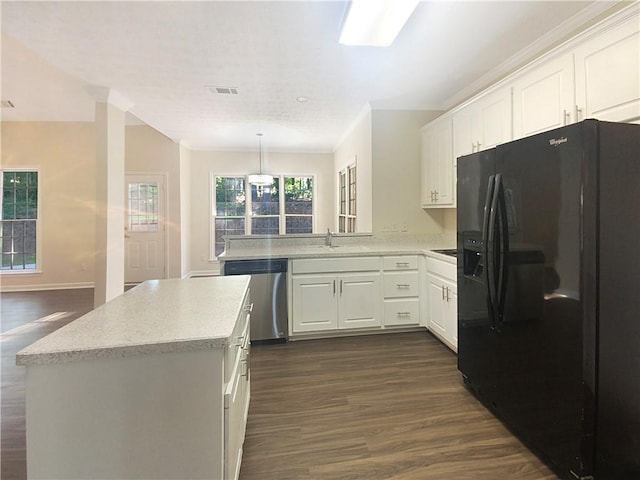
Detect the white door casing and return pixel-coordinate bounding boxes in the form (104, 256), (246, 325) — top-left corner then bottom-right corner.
(125, 174), (166, 283)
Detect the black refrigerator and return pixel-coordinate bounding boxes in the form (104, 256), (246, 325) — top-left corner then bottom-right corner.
(457, 119), (640, 480)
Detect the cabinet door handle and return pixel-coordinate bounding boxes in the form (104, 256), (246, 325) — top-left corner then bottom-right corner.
(575, 105), (583, 122)
(340, 279), (343, 295)
(441, 285), (445, 300)
(397, 312), (411, 317)
(396, 262), (410, 267)
(446, 287), (451, 302)
(333, 280), (336, 295)
(563, 109), (570, 125)
(244, 303), (254, 313)
(396, 284), (411, 289)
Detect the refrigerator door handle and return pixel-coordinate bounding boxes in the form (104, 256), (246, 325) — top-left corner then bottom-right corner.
(487, 174), (502, 332)
(495, 175), (510, 330)
(483, 175), (497, 330)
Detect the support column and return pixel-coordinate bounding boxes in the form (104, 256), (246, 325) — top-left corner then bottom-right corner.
(91, 88), (132, 307)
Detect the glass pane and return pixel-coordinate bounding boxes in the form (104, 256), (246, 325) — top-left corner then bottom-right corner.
(285, 216), (312, 234)
(128, 182), (159, 232)
(214, 217), (245, 256)
(251, 179), (279, 216)
(215, 177), (245, 213)
(339, 172), (346, 215)
(3, 172), (16, 189)
(285, 177), (313, 215)
(251, 217), (279, 235)
(348, 217), (356, 233)
(2, 189), (15, 219)
(348, 166), (356, 216)
(0, 220), (36, 269)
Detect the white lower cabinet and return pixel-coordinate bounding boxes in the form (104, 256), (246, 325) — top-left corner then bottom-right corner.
(382, 255), (421, 327)
(426, 257), (458, 352)
(291, 257), (382, 334)
(224, 305), (250, 480)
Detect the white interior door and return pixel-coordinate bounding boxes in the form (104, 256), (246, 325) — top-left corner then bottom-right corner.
(125, 174), (166, 283)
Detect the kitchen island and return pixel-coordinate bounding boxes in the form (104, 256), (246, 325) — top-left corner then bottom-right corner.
(16, 276), (252, 480)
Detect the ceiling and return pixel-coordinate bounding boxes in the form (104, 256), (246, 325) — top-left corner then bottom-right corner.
(0, 1), (623, 152)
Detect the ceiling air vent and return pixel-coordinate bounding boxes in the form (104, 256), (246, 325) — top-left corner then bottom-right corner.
(1, 100), (15, 108)
(207, 86), (239, 95)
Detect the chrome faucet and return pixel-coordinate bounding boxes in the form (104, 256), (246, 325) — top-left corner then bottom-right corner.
(325, 228), (334, 247)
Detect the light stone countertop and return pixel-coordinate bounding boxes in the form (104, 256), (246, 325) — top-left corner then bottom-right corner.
(221, 243), (457, 265)
(16, 276), (251, 366)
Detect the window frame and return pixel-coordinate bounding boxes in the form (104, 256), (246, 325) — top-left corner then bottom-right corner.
(338, 163), (356, 233)
(210, 173), (316, 260)
(0, 168), (42, 274)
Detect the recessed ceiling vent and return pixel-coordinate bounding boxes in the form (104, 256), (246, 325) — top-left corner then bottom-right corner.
(207, 86), (239, 95)
(1, 100), (15, 108)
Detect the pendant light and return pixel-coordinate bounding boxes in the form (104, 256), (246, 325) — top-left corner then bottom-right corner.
(248, 133), (273, 186)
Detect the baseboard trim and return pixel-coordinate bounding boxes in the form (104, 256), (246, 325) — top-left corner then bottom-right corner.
(1, 282), (95, 293)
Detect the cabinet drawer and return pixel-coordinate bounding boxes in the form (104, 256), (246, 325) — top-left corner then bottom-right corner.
(384, 298), (420, 326)
(383, 271), (419, 298)
(383, 256), (418, 271)
(292, 256), (380, 274)
(225, 293), (251, 382)
(426, 257), (456, 281)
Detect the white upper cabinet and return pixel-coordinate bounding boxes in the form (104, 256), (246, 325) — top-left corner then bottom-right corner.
(453, 87), (512, 160)
(512, 53), (575, 140)
(421, 116), (454, 208)
(574, 12), (640, 123)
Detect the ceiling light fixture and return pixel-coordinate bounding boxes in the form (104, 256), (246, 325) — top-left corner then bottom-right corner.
(339, 0), (419, 47)
(296, 96), (309, 103)
(248, 133), (273, 186)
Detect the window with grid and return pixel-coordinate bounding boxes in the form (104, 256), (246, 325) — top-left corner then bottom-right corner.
(212, 175), (315, 258)
(127, 182), (159, 232)
(1, 170), (39, 271)
(338, 164), (356, 233)
(213, 177), (246, 257)
(251, 179), (280, 235)
(284, 176), (313, 234)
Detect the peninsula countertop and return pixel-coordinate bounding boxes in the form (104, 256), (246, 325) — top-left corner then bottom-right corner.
(221, 243), (457, 263)
(16, 276), (251, 366)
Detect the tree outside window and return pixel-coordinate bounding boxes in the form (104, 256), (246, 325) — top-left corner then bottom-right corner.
(1, 170), (39, 270)
(212, 175), (314, 258)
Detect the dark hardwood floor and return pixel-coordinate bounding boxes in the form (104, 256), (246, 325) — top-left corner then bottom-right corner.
(1, 290), (558, 479)
(1, 288), (95, 480)
(241, 333), (560, 480)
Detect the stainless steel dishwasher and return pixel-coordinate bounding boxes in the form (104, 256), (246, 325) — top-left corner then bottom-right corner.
(223, 258), (288, 344)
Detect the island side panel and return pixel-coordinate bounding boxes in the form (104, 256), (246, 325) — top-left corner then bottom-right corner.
(25, 348), (225, 480)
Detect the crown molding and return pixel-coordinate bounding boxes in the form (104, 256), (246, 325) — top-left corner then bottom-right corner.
(442, 1), (623, 110)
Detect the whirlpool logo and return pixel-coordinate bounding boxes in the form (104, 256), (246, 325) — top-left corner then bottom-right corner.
(549, 136), (568, 147)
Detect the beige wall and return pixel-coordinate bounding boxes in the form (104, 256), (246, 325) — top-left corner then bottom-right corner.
(333, 108), (373, 232)
(189, 149), (334, 274)
(1, 122), (97, 290)
(125, 125), (182, 279)
(371, 110), (446, 234)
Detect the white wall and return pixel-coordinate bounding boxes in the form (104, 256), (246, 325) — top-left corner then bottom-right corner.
(1, 122), (97, 290)
(188, 149), (334, 274)
(371, 110), (446, 234)
(179, 144), (192, 279)
(333, 108), (373, 232)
